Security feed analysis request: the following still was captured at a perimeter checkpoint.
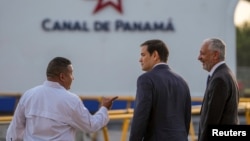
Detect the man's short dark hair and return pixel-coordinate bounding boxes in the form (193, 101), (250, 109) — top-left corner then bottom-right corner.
(46, 57), (71, 78)
(140, 39), (169, 62)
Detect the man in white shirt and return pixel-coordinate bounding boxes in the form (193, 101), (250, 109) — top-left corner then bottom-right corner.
(6, 56), (118, 141)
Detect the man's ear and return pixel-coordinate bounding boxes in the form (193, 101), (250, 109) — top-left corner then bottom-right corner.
(59, 73), (65, 81)
(153, 51), (159, 60)
(213, 51), (220, 60)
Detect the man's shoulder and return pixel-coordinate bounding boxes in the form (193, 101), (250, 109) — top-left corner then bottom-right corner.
(22, 84), (43, 96)
(214, 64), (232, 76)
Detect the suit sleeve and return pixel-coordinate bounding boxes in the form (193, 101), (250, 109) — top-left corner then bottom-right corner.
(129, 75), (153, 141)
(199, 77), (229, 141)
(205, 77), (229, 124)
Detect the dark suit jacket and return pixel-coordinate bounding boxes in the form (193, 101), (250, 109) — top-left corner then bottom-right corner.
(129, 64), (191, 141)
(198, 63), (239, 141)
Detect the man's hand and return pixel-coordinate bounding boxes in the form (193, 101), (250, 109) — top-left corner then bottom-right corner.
(101, 96), (119, 110)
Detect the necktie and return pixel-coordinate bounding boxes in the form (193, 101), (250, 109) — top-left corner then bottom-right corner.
(206, 75), (211, 86)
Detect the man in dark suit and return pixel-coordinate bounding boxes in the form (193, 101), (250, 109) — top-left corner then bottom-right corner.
(129, 39), (191, 141)
(197, 38), (240, 141)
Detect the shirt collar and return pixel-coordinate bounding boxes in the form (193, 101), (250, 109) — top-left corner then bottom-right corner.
(209, 61), (225, 77)
(153, 62), (167, 69)
(44, 80), (65, 89)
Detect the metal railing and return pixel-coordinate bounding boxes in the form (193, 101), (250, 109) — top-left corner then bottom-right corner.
(1, 93), (250, 141)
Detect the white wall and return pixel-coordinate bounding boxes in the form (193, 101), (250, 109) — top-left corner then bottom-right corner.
(0, 0), (238, 96)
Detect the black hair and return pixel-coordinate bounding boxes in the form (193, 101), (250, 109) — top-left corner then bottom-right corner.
(140, 39), (169, 62)
(46, 57), (72, 78)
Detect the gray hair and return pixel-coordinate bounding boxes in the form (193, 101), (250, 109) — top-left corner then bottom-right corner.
(206, 38), (226, 61)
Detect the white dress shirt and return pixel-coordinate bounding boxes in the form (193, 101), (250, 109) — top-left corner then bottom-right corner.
(208, 61), (225, 77)
(6, 80), (109, 141)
